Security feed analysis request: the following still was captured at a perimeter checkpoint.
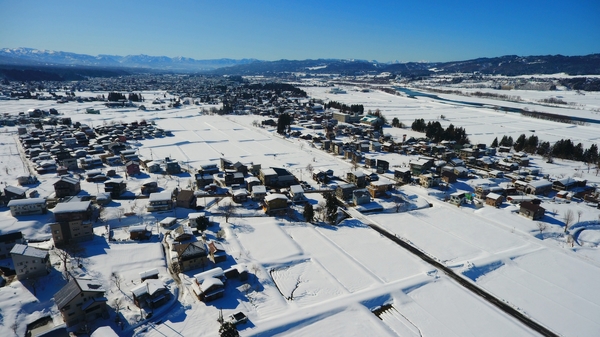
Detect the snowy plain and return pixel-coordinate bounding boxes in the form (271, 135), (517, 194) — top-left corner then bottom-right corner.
(0, 82), (599, 336)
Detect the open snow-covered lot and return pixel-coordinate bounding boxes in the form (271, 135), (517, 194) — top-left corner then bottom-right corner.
(0, 85), (600, 336)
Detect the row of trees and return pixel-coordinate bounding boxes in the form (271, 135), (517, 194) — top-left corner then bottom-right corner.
(107, 92), (144, 102)
(411, 119), (469, 145)
(325, 101), (364, 114)
(491, 134), (599, 165)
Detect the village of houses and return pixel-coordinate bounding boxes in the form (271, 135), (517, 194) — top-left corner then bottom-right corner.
(0, 78), (600, 337)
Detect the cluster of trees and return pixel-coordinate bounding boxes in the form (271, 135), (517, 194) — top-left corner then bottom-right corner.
(491, 134), (599, 164)
(325, 101), (364, 114)
(559, 78), (600, 92)
(492, 134), (541, 153)
(107, 92), (126, 101)
(276, 112), (292, 134)
(551, 139), (599, 163)
(411, 119), (469, 144)
(128, 93), (144, 102)
(391, 117), (404, 128)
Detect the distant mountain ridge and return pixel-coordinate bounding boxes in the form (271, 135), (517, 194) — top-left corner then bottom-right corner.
(1, 47), (599, 76)
(210, 54), (600, 76)
(0, 47), (257, 71)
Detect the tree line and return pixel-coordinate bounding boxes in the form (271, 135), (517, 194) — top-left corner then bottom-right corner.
(411, 119), (469, 145)
(325, 101), (364, 114)
(491, 134), (599, 164)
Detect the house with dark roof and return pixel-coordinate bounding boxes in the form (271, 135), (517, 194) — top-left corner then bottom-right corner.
(125, 160), (141, 176)
(103, 179), (127, 198)
(0, 231), (24, 259)
(53, 176), (81, 198)
(173, 241), (208, 272)
(176, 190), (196, 209)
(54, 277), (107, 328)
(519, 201), (545, 220)
(208, 241), (227, 263)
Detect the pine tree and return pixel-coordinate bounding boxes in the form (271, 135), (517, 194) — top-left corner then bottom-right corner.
(491, 137), (499, 148)
(303, 203), (314, 223)
(324, 193), (338, 225)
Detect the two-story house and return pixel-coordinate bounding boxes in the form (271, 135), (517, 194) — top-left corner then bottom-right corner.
(147, 191), (173, 212)
(54, 277), (108, 328)
(7, 198), (47, 216)
(53, 176), (81, 198)
(173, 241), (209, 272)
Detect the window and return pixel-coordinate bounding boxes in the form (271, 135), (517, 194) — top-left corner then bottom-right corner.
(54, 230), (60, 234)
(64, 305), (71, 310)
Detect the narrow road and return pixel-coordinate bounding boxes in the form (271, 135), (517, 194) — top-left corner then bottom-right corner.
(345, 208), (560, 337)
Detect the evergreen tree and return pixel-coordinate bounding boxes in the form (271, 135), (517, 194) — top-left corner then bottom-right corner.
(303, 203), (315, 223)
(491, 137), (499, 148)
(513, 134), (527, 152)
(324, 192), (338, 225)
(219, 321), (239, 337)
(277, 113), (291, 134)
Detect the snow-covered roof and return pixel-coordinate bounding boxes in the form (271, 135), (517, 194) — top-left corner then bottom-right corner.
(201, 277), (223, 290)
(194, 267), (224, 284)
(264, 193), (288, 202)
(52, 200), (91, 213)
(290, 185), (304, 194)
(10, 243), (48, 258)
(149, 191), (172, 202)
(252, 185), (266, 194)
(129, 224), (148, 232)
(139, 268), (159, 280)
(7, 198), (46, 206)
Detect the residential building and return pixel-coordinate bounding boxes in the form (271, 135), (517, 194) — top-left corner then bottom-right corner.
(347, 171), (366, 188)
(289, 184), (305, 202)
(263, 193), (289, 214)
(176, 190), (197, 209)
(519, 201), (545, 220)
(51, 201), (94, 245)
(103, 179), (127, 198)
(10, 244), (50, 279)
(208, 241), (227, 263)
(53, 176), (81, 198)
(54, 278), (108, 328)
(336, 183), (357, 201)
(147, 191), (173, 212)
(131, 279), (169, 309)
(485, 192), (504, 207)
(524, 180), (553, 196)
(7, 198), (47, 216)
(352, 188), (371, 205)
(173, 241), (209, 272)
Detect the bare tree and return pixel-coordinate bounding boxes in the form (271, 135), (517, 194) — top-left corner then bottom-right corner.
(563, 209), (574, 233)
(536, 222), (548, 236)
(116, 207), (125, 222)
(221, 202), (236, 223)
(394, 196), (404, 213)
(305, 163), (314, 177)
(52, 242), (84, 280)
(112, 297), (123, 314)
(111, 272), (123, 291)
(577, 209), (583, 224)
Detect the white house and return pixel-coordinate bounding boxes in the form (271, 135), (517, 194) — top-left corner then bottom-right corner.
(7, 198), (47, 216)
(289, 184), (305, 202)
(10, 244), (50, 279)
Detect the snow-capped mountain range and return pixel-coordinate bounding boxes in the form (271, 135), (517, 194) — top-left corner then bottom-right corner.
(0, 47), (257, 71)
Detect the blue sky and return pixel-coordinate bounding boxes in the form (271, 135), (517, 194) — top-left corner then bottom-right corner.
(1, 0), (599, 62)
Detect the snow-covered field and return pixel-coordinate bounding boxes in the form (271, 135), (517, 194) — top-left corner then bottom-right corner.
(0, 84), (600, 336)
